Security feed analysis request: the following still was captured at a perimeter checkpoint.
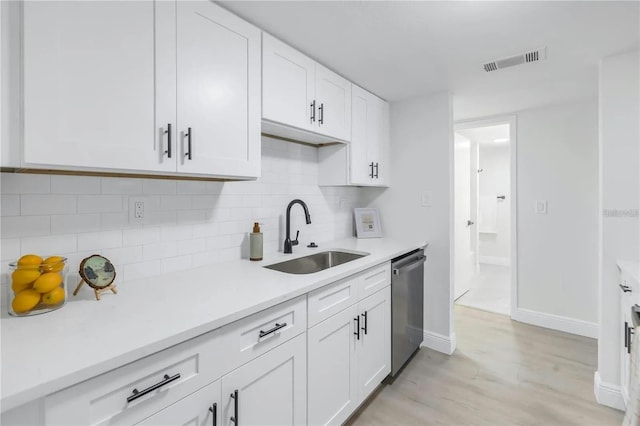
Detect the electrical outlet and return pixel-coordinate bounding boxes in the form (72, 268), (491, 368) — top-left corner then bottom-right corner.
(129, 197), (147, 223)
(134, 201), (144, 219)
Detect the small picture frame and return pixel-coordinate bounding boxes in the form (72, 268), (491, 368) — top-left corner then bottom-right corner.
(354, 208), (382, 238)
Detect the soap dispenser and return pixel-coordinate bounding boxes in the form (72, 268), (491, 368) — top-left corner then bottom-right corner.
(250, 222), (263, 261)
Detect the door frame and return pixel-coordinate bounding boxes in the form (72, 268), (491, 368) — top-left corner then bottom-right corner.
(453, 115), (518, 318)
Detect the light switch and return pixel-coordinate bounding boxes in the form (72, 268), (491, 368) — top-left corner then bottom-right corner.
(535, 200), (547, 214)
(421, 191), (432, 207)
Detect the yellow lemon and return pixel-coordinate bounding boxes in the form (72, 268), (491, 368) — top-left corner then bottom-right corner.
(17, 254), (43, 270)
(42, 256), (65, 273)
(32, 272), (63, 294)
(12, 289), (41, 313)
(42, 287), (65, 306)
(11, 269), (41, 288)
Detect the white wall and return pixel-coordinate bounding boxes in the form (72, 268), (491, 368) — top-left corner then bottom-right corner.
(514, 100), (599, 329)
(478, 143), (511, 262)
(0, 137), (363, 289)
(363, 92), (454, 354)
(596, 49), (639, 408)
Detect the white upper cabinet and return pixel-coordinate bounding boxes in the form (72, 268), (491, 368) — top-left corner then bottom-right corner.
(23, 1), (166, 173)
(318, 85), (390, 187)
(21, 0), (260, 179)
(173, 0), (261, 178)
(262, 34), (315, 132)
(262, 33), (351, 144)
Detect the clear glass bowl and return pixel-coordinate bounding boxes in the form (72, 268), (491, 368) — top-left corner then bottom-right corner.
(8, 257), (68, 317)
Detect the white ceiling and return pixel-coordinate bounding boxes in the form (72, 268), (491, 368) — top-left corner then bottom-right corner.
(220, 1), (639, 120)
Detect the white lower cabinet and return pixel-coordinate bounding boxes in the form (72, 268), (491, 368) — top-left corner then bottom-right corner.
(308, 285), (391, 426)
(136, 380), (220, 426)
(220, 333), (307, 426)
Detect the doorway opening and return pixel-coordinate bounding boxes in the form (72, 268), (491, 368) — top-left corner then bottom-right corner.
(453, 117), (516, 317)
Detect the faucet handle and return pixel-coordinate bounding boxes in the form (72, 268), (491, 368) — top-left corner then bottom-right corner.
(292, 230), (300, 246)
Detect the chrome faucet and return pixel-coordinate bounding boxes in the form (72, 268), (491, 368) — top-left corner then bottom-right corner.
(284, 199), (311, 254)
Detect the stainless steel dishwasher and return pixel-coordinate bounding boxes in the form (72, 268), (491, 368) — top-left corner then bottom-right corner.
(390, 248), (426, 377)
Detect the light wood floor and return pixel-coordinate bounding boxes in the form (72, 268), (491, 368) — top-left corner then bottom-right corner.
(348, 305), (623, 425)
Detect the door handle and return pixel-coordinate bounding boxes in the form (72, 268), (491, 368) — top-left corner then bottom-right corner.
(258, 322), (287, 339)
(230, 390), (238, 424)
(209, 403), (217, 426)
(126, 373), (181, 403)
(374, 163), (379, 178)
(620, 283), (632, 293)
(467, 220), (474, 226)
(164, 123), (172, 158)
(184, 127), (192, 160)
(392, 255), (427, 275)
(310, 100), (316, 123)
(354, 316), (361, 340)
(318, 103), (324, 125)
(361, 311), (368, 335)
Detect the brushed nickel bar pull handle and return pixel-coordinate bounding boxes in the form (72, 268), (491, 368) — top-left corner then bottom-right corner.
(126, 373), (181, 403)
(259, 322), (287, 339)
(318, 103), (324, 125)
(310, 100), (316, 123)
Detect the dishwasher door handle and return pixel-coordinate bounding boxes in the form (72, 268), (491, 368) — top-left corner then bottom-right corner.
(393, 255), (426, 275)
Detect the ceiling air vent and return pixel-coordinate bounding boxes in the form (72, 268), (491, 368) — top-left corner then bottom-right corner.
(483, 47), (546, 72)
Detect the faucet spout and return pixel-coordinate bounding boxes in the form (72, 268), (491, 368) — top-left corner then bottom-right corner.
(284, 199), (311, 254)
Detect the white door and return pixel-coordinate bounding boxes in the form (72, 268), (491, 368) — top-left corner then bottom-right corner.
(23, 1), (169, 172)
(175, 1), (261, 177)
(356, 287), (391, 403)
(308, 305), (358, 425)
(220, 333), (306, 426)
(136, 380), (220, 426)
(373, 100), (390, 186)
(315, 64), (351, 141)
(454, 133), (474, 300)
(262, 34), (315, 132)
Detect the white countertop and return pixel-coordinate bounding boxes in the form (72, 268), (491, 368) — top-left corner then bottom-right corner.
(1, 237), (425, 412)
(617, 259), (640, 285)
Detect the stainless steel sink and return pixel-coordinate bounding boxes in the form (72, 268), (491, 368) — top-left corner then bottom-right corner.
(264, 250), (369, 274)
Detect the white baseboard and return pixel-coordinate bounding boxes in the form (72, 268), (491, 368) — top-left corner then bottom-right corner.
(478, 256), (510, 266)
(511, 307), (598, 339)
(594, 371), (625, 411)
(422, 330), (456, 355)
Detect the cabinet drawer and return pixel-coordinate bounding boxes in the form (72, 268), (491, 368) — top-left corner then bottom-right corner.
(226, 295), (307, 369)
(308, 275), (358, 327)
(44, 329), (230, 426)
(358, 262), (391, 301)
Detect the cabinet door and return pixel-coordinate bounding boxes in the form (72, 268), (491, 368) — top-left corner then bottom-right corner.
(349, 86), (372, 185)
(136, 380), (220, 426)
(175, 0), (261, 177)
(357, 286), (391, 403)
(315, 64), (351, 141)
(621, 290), (632, 404)
(23, 1), (171, 172)
(220, 333), (306, 426)
(375, 99), (390, 186)
(262, 33), (315, 132)
(308, 305), (358, 426)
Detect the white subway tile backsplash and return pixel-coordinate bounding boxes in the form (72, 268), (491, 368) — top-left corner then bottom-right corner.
(1, 195), (20, 216)
(143, 179), (177, 195)
(143, 241), (178, 261)
(21, 194), (76, 216)
(122, 227), (161, 246)
(160, 195), (192, 211)
(51, 214), (101, 235)
(78, 195), (124, 214)
(1, 174), (50, 194)
(1, 238), (21, 262)
(21, 234), (77, 255)
(101, 246), (143, 265)
(0, 138), (362, 283)
(1, 216), (50, 238)
(101, 177), (143, 194)
(177, 180), (207, 195)
(77, 230), (122, 251)
(51, 175), (100, 194)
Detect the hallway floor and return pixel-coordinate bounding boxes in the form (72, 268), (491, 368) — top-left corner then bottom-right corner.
(348, 305), (623, 425)
(456, 263), (510, 315)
